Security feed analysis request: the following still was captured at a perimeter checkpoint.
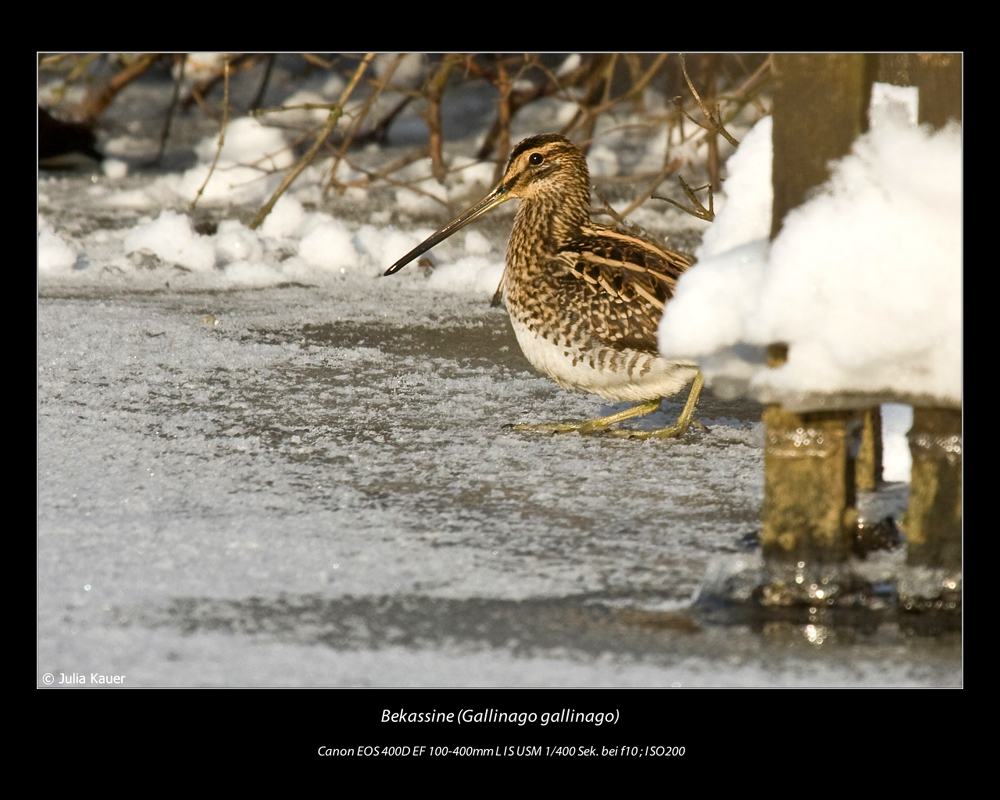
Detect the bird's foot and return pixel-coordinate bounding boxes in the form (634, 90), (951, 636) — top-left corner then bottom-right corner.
(509, 420), (595, 435)
(509, 398), (663, 436)
(604, 418), (708, 439)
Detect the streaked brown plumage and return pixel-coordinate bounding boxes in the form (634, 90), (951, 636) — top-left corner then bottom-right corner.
(385, 133), (704, 437)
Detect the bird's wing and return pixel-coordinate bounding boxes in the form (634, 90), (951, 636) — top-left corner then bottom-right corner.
(553, 225), (693, 354)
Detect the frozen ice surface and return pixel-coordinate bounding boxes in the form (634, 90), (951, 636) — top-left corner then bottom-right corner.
(37, 87), (958, 686)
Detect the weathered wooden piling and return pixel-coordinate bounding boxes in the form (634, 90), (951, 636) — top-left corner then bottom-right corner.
(758, 53), (961, 616)
(761, 55), (873, 578)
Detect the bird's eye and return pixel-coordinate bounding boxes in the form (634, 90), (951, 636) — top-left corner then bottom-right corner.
(529, 152), (543, 165)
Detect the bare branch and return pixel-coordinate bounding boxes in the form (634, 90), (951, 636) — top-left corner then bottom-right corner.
(249, 53), (376, 230)
(652, 175), (715, 222)
(189, 55), (232, 212)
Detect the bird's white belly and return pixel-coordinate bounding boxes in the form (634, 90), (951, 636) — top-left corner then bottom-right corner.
(509, 316), (697, 402)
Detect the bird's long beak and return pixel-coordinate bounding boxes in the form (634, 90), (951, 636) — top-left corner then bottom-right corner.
(384, 182), (511, 276)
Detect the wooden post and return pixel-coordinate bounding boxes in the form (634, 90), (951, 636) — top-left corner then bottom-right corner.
(906, 409), (962, 569)
(877, 53), (962, 127)
(770, 54), (876, 240)
(762, 405), (859, 563)
(696, 54), (960, 622)
(884, 54), (962, 608)
(855, 407), (883, 491)
(762, 55), (875, 576)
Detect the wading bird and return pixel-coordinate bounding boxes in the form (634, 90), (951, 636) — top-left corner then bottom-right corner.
(385, 133), (704, 438)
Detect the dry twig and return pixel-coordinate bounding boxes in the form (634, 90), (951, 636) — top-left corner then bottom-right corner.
(325, 54), (405, 194)
(189, 55), (232, 212)
(653, 175), (715, 222)
(679, 53), (740, 148)
(249, 53), (376, 230)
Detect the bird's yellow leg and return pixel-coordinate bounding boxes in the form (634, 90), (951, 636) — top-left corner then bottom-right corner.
(513, 398), (662, 435)
(607, 372), (706, 439)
